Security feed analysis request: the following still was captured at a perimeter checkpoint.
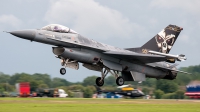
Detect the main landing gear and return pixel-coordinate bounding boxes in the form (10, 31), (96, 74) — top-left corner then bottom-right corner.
(95, 67), (125, 87)
(116, 76), (124, 86)
(96, 77), (104, 87)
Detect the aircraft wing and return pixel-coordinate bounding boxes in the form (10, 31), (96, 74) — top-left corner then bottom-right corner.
(104, 51), (168, 63)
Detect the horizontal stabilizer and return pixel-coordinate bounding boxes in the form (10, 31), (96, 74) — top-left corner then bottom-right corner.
(168, 63), (179, 68)
(155, 66), (191, 75)
(171, 70), (191, 74)
(104, 50), (186, 64)
(104, 51), (167, 63)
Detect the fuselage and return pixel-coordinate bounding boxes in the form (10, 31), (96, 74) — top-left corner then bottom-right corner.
(8, 24), (188, 86)
(9, 24), (176, 81)
(31, 29), (168, 79)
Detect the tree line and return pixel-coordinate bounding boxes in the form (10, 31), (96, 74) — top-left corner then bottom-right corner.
(0, 64), (199, 98)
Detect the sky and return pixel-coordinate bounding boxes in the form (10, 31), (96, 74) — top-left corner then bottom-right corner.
(0, 0), (200, 82)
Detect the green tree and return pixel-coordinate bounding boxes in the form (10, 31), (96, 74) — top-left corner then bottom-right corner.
(174, 90), (185, 99)
(162, 93), (176, 99)
(156, 79), (178, 93)
(66, 90), (74, 98)
(9, 73), (25, 85)
(82, 76), (97, 86)
(0, 87), (4, 93)
(104, 75), (116, 86)
(142, 87), (150, 95)
(0, 73), (10, 83)
(30, 80), (40, 92)
(154, 89), (164, 99)
(86, 85), (96, 93)
(0, 83), (14, 92)
(32, 73), (52, 87)
(9, 73), (34, 85)
(162, 91), (184, 99)
(38, 84), (49, 88)
(175, 73), (192, 85)
(141, 78), (156, 87)
(51, 78), (70, 88)
(175, 65), (200, 86)
(83, 86), (93, 98)
(16, 73), (33, 83)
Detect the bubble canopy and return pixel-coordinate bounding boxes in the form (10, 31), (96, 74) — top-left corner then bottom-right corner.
(41, 24), (77, 34)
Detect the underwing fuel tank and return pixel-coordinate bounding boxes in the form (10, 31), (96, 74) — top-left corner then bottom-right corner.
(52, 47), (100, 64)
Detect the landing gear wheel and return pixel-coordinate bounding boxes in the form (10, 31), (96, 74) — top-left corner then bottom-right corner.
(96, 77), (104, 87)
(116, 76), (124, 86)
(60, 68), (66, 75)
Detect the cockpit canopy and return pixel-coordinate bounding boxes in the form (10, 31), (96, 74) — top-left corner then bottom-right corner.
(41, 24), (77, 34)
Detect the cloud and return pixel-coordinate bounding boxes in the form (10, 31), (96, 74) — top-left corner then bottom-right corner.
(44, 0), (144, 40)
(149, 0), (200, 45)
(150, 0), (200, 14)
(0, 14), (21, 28)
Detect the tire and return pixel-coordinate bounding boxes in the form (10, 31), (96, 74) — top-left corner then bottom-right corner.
(96, 77), (104, 87)
(116, 76), (124, 86)
(60, 68), (66, 75)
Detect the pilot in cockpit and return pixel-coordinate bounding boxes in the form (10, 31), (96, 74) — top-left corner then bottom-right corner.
(53, 26), (60, 32)
(41, 24), (77, 34)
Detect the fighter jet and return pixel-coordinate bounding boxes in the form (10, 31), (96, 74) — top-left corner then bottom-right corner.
(7, 24), (190, 86)
(94, 85), (145, 98)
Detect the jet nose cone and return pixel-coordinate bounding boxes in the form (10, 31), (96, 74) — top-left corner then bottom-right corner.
(9, 29), (36, 41)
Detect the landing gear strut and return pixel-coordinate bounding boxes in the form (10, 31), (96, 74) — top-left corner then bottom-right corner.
(59, 59), (68, 75)
(59, 58), (79, 75)
(95, 67), (125, 86)
(95, 68), (109, 87)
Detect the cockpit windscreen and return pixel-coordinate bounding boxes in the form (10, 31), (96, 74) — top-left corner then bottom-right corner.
(41, 24), (77, 34)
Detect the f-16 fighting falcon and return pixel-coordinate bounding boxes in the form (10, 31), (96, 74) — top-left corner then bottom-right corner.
(7, 24), (190, 86)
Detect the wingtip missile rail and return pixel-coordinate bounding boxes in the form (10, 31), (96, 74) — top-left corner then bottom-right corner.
(148, 50), (187, 62)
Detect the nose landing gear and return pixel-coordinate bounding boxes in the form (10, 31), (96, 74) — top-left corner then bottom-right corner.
(60, 68), (66, 75)
(59, 59), (68, 75)
(59, 58), (79, 75)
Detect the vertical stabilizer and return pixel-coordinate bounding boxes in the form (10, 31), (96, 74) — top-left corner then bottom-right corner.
(141, 25), (183, 54)
(126, 25), (183, 54)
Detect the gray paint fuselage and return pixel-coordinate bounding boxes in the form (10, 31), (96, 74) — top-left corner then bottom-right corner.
(33, 29), (167, 79)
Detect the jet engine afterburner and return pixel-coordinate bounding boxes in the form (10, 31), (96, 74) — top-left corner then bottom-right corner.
(163, 71), (177, 80)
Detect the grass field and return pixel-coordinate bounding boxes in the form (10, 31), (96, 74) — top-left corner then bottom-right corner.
(0, 98), (199, 112)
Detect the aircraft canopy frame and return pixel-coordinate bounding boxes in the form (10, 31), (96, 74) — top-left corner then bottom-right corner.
(41, 24), (77, 34)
